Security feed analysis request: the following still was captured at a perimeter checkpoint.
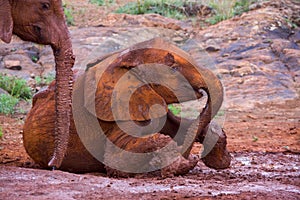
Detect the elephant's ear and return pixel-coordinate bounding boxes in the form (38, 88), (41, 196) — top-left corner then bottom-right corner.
(0, 0), (13, 43)
(83, 53), (168, 121)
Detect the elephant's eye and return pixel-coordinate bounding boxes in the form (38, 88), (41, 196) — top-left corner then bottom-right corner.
(170, 66), (178, 73)
(41, 2), (50, 10)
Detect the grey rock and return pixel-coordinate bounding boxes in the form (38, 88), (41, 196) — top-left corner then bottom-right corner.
(205, 39), (221, 52)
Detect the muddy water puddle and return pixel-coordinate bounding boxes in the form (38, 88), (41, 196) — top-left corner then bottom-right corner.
(124, 152), (300, 196)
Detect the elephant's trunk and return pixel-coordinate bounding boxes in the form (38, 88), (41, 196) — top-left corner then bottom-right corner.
(160, 59), (223, 157)
(184, 61), (223, 119)
(181, 88), (212, 158)
(186, 67), (231, 169)
(200, 69), (223, 118)
(181, 64), (223, 156)
(47, 37), (75, 169)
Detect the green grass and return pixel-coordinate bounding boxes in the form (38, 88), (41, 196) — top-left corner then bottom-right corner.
(206, 0), (258, 25)
(233, 0), (254, 16)
(0, 94), (19, 115)
(89, 0), (105, 5)
(89, 0), (115, 6)
(63, 2), (75, 26)
(168, 104), (181, 116)
(0, 74), (33, 115)
(205, 0), (237, 25)
(0, 126), (3, 139)
(0, 74), (32, 100)
(31, 55), (39, 63)
(115, 0), (258, 24)
(115, 0), (187, 20)
(285, 18), (298, 29)
(35, 73), (55, 87)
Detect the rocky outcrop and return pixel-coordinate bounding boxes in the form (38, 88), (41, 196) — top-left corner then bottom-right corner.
(0, 0), (298, 113)
(188, 0), (300, 111)
(0, 39), (54, 80)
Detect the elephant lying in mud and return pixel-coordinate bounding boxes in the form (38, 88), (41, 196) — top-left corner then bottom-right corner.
(23, 38), (231, 177)
(0, 0), (75, 169)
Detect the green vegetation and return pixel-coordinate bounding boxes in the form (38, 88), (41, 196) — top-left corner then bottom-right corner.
(89, 0), (105, 5)
(205, 0), (236, 25)
(63, 2), (74, 26)
(233, 0), (253, 16)
(31, 55), (39, 63)
(0, 94), (19, 115)
(168, 104), (181, 116)
(252, 135), (258, 142)
(115, 0), (259, 24)
(89, 0), (115, 6)
(0, 126), (3, 139)
(0, 74), (33, 115)
(214, 109), (225, 119)
(206, 0), (258, 25)
(285, 18), (298, 29)
(0, 74), (32, 100)
(35, 73), (55, 87)
(115, 0), (186, 20)
(0, 73), (56, 115)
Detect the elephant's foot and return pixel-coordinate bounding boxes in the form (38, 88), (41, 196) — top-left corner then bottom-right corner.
(105, 166), (135, 178)
(161, 154), (199, 178)
(201, 122), (231, 169)
(104, 153), (198, 178)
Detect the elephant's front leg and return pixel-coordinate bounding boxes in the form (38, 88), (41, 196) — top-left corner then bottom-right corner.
(160, 111), (194, 143)
(103, 121), (198, 177)
(199, 121), (231, 169)
(161, 112), (231, 169)
(160, 110), (205, 158)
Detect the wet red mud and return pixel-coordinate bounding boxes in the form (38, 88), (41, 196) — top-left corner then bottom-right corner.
(0, 101), (299, 199)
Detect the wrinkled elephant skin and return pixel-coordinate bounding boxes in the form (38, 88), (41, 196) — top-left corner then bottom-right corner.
(0, 0), (75, 169)
(23, 38), (231, 177)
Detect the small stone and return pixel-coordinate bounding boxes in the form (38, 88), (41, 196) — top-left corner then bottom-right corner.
(172, 37), (184, 42)
(4, 60), (22, 70)
(205, 39), (221, 52)
(249, 3), (262, 10)
(217, 69), (230, 75)
(231, 66), (254, 77)
(252, 25), (259, 31)
(203, 32), (214, 39)
(237, 78), (244, 84)
(206, 46), (220, 52)
(289, 127), (297, 135)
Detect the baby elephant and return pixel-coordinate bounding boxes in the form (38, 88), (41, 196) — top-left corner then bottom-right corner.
(23, 38), (231, 177)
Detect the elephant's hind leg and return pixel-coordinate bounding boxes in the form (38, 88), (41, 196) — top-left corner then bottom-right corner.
(103, 122), (198, 177)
